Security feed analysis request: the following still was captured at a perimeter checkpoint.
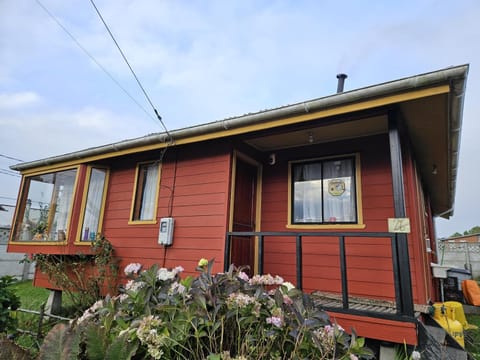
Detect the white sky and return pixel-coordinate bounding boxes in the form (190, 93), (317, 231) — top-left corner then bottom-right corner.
(0, 0), (479, 236)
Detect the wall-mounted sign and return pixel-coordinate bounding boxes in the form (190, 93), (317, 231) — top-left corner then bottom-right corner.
(388, 218), (411, 233)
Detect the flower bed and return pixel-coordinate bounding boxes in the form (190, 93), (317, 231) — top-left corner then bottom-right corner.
(39, 259), (374, 359)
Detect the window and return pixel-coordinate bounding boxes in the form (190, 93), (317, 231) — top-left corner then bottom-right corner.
(290, 156), (357, 224)
(131, 161), (160, 222)
(13, 168), (77, 242)
(79, 167), (108, 242)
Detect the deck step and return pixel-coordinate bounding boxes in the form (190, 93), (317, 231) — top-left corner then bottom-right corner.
(424, 324), (446, 344)
(418, 319), (469, 360)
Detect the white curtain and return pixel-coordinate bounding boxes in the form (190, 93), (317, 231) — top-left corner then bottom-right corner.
(322, 159), (355, 222)
(294, 163), (322, 222)
(81, 168), (106, 241)
(139, 163), (158, 220)
(51, 170), (76, 240)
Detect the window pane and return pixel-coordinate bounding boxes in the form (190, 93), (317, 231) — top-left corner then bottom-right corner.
(133, 162), (158, 221)
(323, 159), (356, 222)
(15, 169), (77, 241)
(81, 168), (107, 241)
(293, 163), (322, 223)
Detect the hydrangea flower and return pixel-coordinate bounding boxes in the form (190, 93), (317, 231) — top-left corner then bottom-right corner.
(157, 267), (176, 281)
(169, 282), (187, 295)
(198, 258), (209, 267)
(75, 299), (104, 324)
(226, 292), (257, 308)
(411, 350), (421, 360)
(266, 316), (284, 328)
(125, 280), (145, 292)
(237, 271), (249, 282)
(124, 262), (142, 276)
(172, 265), (184, 275)
(249, 274), (284, 286)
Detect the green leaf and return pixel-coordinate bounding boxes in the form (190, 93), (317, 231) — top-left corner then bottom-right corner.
(105, 334), (138, 360)
(85, 323), (107, 360)
(38, 323), (79, 360)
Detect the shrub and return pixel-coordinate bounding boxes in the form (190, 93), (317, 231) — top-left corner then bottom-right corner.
(24, 237), (118, 314)
(0, 275), (21, 334)
(39, 259), (374, 359)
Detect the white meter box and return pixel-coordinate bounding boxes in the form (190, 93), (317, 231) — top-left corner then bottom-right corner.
(158, 217), (174, 246)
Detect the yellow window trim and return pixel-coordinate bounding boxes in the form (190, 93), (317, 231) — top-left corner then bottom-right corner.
(129, 160), (161, 224)
(9, 165), (80, 245)
(287, 153), (364, 228)
(74, 166), (110, 244)
(18, 85), (450, 176)
(127, 220), (158, 225)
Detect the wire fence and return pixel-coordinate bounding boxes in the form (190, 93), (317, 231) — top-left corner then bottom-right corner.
(14, 304), (72, 344)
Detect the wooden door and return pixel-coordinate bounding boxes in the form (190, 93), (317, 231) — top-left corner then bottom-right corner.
(230, 158), (258, 275)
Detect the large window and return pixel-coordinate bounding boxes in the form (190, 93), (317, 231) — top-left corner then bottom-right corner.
(14, 168), (77, 242)
(79, 167), (108, 242)
(291, 156), (357, 224)
(130, 161), (160, 222)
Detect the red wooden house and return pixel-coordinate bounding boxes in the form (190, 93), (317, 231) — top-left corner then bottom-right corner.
(8, 65), (469, 348)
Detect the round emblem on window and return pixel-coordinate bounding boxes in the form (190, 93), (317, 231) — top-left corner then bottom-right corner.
(328, 179), (345, 196)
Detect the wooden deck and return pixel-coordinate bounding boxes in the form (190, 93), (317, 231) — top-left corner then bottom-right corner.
(312, 291), (430, 315)
(312, 291), (423, 345)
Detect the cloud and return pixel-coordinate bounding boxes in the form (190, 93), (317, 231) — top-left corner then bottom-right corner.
(0, 91), (42, 110)
(0, 103), (155, 162)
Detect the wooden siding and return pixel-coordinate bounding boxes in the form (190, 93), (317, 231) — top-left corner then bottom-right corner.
(101, 143), (232, 279)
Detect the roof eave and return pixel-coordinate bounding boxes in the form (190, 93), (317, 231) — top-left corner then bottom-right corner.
(11, 65), (469, 177)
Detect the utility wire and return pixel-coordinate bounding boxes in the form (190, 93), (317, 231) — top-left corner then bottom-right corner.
(0, 154), (24, 162)
(1, 168), (19, 174)
(34, 0), (159, 125)
(0, 170), (21, 178)
(89, 0), (171, 138)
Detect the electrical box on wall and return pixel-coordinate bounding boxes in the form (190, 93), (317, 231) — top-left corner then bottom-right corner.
(158, 217), (174, 246)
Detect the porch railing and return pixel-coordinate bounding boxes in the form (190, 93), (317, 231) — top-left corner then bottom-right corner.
(224, 231), (415, 321)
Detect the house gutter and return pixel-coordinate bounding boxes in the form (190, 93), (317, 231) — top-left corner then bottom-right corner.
(11, 65), (468, 174)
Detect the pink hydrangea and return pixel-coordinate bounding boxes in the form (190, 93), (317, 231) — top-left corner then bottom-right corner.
(249, 274), (284, 286)
(266, 316), (284, 328)
(237, 271), (249, 282)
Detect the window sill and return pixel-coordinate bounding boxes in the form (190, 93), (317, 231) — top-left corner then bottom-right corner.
(286, 223), (367, 230)
(128, 220), (158, 225)
(8, 240), (68, 245)
(74, 241), (94, 246)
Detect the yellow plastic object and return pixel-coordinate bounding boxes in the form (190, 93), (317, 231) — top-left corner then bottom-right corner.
(443, 301), (478, 330)
(432, 303), (465, 347)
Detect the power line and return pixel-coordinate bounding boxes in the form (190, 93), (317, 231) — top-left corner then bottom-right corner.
(0, 170), (21, 178)
(0, 154), (24, 162)
(34, 0), (159, 126)
(1, 168), (19, 175)
(89, 0), (171, 138)
(0, 196), (18, 201)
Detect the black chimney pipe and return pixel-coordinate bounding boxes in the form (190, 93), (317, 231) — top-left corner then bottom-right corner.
(336, 73), (347, 93)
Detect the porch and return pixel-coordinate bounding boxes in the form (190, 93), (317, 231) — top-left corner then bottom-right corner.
(224, 231), (421, 344)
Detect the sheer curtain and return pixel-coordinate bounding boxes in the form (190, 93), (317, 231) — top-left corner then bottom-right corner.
(322, 159), (356, 222)
(51, 171), (75, 240)
(294, 163), (322, 222)
(139, 163), (158, 220)
(81, 168), (106, 241)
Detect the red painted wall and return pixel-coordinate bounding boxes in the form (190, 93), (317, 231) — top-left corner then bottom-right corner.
(27, 132), (432, 312)
(101, 142), (232, 280)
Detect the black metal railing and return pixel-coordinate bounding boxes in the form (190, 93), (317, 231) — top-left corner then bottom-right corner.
(225, 231), (415, 321)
